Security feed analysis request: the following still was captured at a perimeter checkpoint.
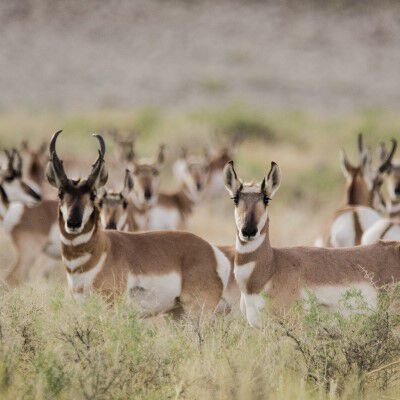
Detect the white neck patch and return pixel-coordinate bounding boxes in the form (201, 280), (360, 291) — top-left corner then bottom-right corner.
(62, 252), (91, 271)
(61, 225), (95, 246)
(236, 233), (266, 254)
(2, 202), (24, 233)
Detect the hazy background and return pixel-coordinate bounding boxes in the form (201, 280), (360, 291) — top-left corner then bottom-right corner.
(1, 0), (400, 113)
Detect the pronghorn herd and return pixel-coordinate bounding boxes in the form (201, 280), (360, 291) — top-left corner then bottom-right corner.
(0, 130), (399, 327)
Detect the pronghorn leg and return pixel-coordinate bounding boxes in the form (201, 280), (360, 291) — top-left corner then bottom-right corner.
(240, 293), (247, 317)
(6, 238), (43, 286)
(242, 292), (265, 329)
(179, 287), (222, 321)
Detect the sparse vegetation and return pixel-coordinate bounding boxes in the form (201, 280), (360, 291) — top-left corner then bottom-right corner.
(1, 105), (400, 398)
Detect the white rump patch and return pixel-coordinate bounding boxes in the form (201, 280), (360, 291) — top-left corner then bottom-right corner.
(2, 202), (24, 233)
(127, 271), (182, 314)
(148, 206), (181, 230)
(211, 245), (231, 290)
(62, 253), (91, 271)
(67, 252), (107, 296)
(330, 207), (380, 247)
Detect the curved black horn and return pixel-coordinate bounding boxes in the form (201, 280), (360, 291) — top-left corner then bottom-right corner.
(357, 133), (364, 154)
(49, 130), (69, 187)
(379, 138), (397, 173)
(12, 148), (22, 174)
(86, 134), (106, 188)
(93, 134), (105, 158)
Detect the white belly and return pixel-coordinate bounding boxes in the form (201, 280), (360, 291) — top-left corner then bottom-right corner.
(148, 206), (181, 230)
(302, 282), (377, 313)
(127, 271), (182, 314)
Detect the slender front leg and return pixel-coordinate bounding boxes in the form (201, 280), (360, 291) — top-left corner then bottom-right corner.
(243, 292), (265, 329)
(240, 293), (247, 317)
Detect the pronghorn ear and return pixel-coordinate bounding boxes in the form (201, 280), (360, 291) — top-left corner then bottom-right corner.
(156, 144), (166, 165)
(340, 149), (355, 178)
(45, 161), (61, 188)
(223, 161), (240, 196)
(122, 169), (134, 196)
(263, 162), (281, 198)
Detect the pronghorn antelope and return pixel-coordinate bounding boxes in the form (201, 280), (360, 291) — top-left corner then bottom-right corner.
(20, 140), (48, 189)
(0, 150), (60, 285)
(148, 150), (210, 230)
(126, 144), (166, 230)
(362, 143), (400, 243)
(46, 130), (232, 318)
(108, 128), (137, 164)
(205, 146), (233, 197)
(224, 160), (400, 328)
(98, 170), (138, 231)
(319, 134), (396, 247)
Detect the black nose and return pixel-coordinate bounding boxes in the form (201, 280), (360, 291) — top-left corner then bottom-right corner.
(144, 189), (152, 200)
(67, 219), (81, 230)
(196, 182), (202, 191)
(241, 227), (258, 238)
(106, 221), (117, 230)
(395, 186), (400, 196)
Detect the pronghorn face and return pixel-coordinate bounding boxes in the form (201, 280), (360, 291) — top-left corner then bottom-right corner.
(21, 140), (48, 185)
(46, 130), (108, 234)
(99, 170), (133, 230)
(224, 161), (281, 242)
(1, 149), (42, 205)
(131, 145), (165, 206)
(175, 154), (210, 195)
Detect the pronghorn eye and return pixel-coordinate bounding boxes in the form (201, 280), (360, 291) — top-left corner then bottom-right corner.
(4, 176), (13, 182)
(122, 200), (128, 209)
(98, 200), (103, 208)
(152, 170), (159, 176)
(263, 194), (270, 206)
(232, 193), (239, 206)
(90, 191), (97, 201)
(58, 190), (64, 200)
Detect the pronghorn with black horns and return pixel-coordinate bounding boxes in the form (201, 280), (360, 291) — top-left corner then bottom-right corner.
(318, 134), (396, 247)
(0, 149), (60, 285)
(362, 142), (400, 243)
(224, 160), (400, 328)
(46, 130), (232, 317)
(148, 148), (210, 230)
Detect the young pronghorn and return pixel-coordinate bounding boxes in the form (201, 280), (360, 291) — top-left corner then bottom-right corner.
(148, 150), (210, 230)
(98, 170), (138, 231)
(319, 134), (396, 247)
(46, 130), (232, 318)
(0, 150), (61, 285)
(362, 144), (400, 243)
(224, 160), (400, 328)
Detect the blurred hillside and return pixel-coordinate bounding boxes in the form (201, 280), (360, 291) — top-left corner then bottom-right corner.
(1, 0), (400, 112)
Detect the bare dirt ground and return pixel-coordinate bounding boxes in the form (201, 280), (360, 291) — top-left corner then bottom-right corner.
(1, 0), (400, 113)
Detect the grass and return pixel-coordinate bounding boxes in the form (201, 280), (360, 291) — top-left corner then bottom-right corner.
(1, 285), (400, 399)
(1, 104), (400, 398)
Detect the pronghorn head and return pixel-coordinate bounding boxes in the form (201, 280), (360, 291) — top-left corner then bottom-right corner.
(130, 145), (165, 207)
(379, 141), (400, 202)
(0, 148), (42, 205)
(340, 134), (373, 204)
(20, 139), (48, 186)
(109, 127), (137, 163)
(224, 161), (281, 242)
(46, 130), (108, 234)
(174, 148), (210, 196)
(98, 170), (133, 230)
